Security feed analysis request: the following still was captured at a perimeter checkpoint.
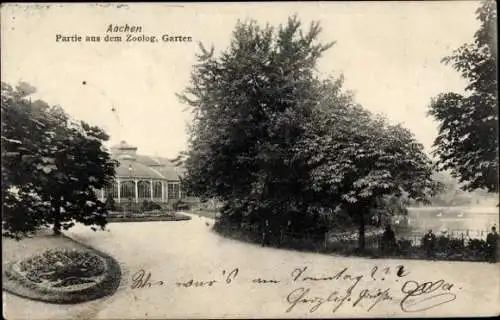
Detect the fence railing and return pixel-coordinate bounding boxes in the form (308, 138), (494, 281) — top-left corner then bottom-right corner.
(236, 223), (490, 246)
(281, 228), (491, 251)
(215, 221), (495, 261)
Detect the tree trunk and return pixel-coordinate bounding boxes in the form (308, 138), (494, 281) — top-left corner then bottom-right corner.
(53, 210), (62, 236)
(53, 221), (61, 235)
(358, 210), (365, 252)
(53, 200), (62, 236)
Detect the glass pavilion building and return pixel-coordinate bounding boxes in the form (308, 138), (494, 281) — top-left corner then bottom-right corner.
(97, 141), (184, 204)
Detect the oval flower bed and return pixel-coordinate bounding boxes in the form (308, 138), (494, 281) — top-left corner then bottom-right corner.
(3, 248), (121, 304)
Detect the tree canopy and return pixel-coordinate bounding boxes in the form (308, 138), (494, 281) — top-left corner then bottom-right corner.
(179, 16), (438, 250)
(302, 79), (439, 248)
(428, 0), (498, 193)
(1, 82), (117, 237)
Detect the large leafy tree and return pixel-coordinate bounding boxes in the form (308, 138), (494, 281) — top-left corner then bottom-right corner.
(301, 79), (438, 250)
(179, 17), (438, 249)
(179, 17), (333, 230)
(428, 0), (498, 192)
(1, 82), (117, 237)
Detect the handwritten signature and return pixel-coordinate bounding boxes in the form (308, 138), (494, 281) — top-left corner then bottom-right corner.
(400, 279), (457, 312)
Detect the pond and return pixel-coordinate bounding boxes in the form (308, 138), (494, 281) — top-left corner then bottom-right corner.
(402, 206), (499, 240)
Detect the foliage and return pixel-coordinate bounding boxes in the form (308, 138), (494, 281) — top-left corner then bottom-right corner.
(179, 16), (332, 230)
(110, 200), (165, 214)
(172, 199), (190, 211)
(104, 194), (116, 211)
(301, 78), (439, 249)
(370, 194), (410, 227)
(3, 246), (122, 304)
(141, 200), (162, 212)
(427, 171), (498, 206)
(179, 16), (438, 250)
(1, 82), (117, 237)
(18, 249), (106, 287)
(428, 0), (498, 192)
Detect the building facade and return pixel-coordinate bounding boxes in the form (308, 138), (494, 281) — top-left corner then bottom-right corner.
(98, 141), (184, 204)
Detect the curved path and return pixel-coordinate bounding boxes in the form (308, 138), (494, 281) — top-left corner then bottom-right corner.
(3, 213), (499, 319)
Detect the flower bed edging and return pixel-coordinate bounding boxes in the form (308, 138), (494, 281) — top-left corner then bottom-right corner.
(2, 246), (121, 304)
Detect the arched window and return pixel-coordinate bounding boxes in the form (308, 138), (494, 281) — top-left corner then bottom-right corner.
(153, 181), (162, 198)
(137, 180), (150, 199)
(121, 180), (135, 199)
(168, 183), (180, 199)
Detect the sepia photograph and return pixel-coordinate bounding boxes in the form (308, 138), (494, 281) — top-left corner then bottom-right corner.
(1, 1), (499, 319)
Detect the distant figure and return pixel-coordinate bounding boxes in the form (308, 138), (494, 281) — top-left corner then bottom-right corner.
(261, 220), (271, 247)
(462, 230), (471, 247)
(282, 220), (292, 243)
(381, 224), (397, 254)
(486, 226), (499, 263)
(422, 229), (437, 259)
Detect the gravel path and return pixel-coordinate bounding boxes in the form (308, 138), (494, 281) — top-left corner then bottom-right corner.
(3, 214), (499, 319)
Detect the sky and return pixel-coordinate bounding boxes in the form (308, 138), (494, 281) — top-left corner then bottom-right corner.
(1, 2), (481, 158)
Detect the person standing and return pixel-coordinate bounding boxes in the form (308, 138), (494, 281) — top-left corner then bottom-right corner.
(462, 230), (472, 248)
(261, 219), (271, 247)
(281, 219), (292, 244)
(422, 229), (437, 260)
(486, 226), (498, 263)
(381, 224), (397, 255)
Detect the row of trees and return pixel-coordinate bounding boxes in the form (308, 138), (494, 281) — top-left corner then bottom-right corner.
(179, 17), (441, 250)
(1, 1), (495, 249)
(1, 82), (117, 237)
(180, 1), (497, 250)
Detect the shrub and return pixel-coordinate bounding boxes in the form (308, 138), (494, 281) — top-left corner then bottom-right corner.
(141, 200), (161, 212)
(16, 249), (106, 285)
(398, 239), (413, 253)
(173, 200), (190, 211)
(447, 238), (465, 251)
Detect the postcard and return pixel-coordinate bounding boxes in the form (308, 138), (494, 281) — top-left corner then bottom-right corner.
(2, 2), (499, 319)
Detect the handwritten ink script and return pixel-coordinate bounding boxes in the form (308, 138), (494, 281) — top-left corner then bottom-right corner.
(129, 264), (460, 315)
